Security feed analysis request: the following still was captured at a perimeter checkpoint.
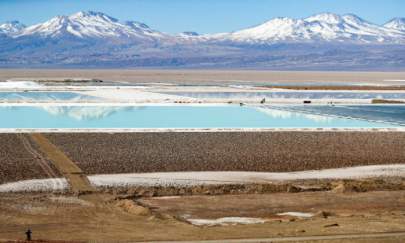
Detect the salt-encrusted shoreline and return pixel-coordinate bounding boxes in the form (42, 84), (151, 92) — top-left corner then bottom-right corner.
(2, 82), (405, 104)
(1, 164), (404, 192)
(0, 178), (67, 193)
(88, 164), (405, 188)
(1, 127), (404, 133)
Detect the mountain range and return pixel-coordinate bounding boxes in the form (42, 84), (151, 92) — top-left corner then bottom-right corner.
(1, 11), (405, 70)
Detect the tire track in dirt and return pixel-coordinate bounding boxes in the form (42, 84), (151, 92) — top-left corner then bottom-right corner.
(17, 133), (66, 194)
(29, 133), (96, 194)
(17, 134), (58, 179)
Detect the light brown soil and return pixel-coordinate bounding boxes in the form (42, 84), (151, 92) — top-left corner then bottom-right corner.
(2, 131), (405, 242)
(29, 134), (95, 194)
(1, 190), (405, 242)
(141, 190), (405, 220)
(100, 178), (405, 198)
(372, 99), (405, 104)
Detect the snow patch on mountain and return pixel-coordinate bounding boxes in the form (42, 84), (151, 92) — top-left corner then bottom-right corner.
(1, 11), (405, 69)
(385, 18), (405, 31)
(17, 11), (167, 40)
(305, 12), (343, 24)
(206, 13), (405, 44)
(179, 31), (199, 37)
(2, 11), (405, 44)
(0, 21), (26, 36)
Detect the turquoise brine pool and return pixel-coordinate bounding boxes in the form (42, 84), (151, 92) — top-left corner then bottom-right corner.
(0, 105), (399, 129)
(265, 105), (405, 126)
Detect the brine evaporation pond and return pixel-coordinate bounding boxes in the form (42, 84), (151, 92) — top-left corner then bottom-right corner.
(0, 105), (402, 129)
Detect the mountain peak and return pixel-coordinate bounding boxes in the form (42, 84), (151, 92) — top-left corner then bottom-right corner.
(341, 14), (368, 24)
(384, 18), (405, 31)
(177, 31), (200, 39)
(253, 17), (300, 31)
(4, 20), (23, 25)
(0, 20), (26, 35)
(19, 15), (70, 37)
(211, 12), (405, 44)
(306, 13), (342, 24)
(2, 11), (405, 68)
(181, 31), (199, 36)
(72, 10), (103, 17)
(7, 11), (405, 45)
(17, 10), (167, 41)
(125, 21), (150, 30)
(264, 17), (296, 24)
(70, 11), (118, 22)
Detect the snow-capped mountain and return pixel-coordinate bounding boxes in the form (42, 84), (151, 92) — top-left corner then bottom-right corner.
(16, 11), (168, 41)
(0, 21), (26, 36)
(384, 18), (405, 31)
(179, 31), (199, 37)
(4, 11), (404, 44)
(177, 31), (200, 42)
(207, 13), (405, 44)
(1, 11), (405, 70)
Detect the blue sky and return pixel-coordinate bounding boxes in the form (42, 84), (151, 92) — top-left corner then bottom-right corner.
(0, 0), (404, 34)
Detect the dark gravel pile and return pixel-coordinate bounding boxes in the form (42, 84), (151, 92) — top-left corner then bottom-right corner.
(45, 132), (405, 175)
(0, 134), (57, 184)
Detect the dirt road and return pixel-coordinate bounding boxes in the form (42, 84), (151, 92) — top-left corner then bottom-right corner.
(17, 134), (59, 179)
(141, 232), (405, 243)
(29, 133), (95, 194)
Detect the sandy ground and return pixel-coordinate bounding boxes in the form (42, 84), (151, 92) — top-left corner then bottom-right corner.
(1, 131), (404, 242)
(1, 69), (405, 85)
(0, 130), (405, 242)
(141, 190), (405, 220)
(1, 190), (405, 242)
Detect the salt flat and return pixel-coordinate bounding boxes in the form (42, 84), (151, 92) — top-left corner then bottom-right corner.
(1, 164), (404, 192)
(1, 69), (405, 85)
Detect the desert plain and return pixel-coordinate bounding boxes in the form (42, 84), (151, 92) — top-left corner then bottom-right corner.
(0, 70), (405, 242)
